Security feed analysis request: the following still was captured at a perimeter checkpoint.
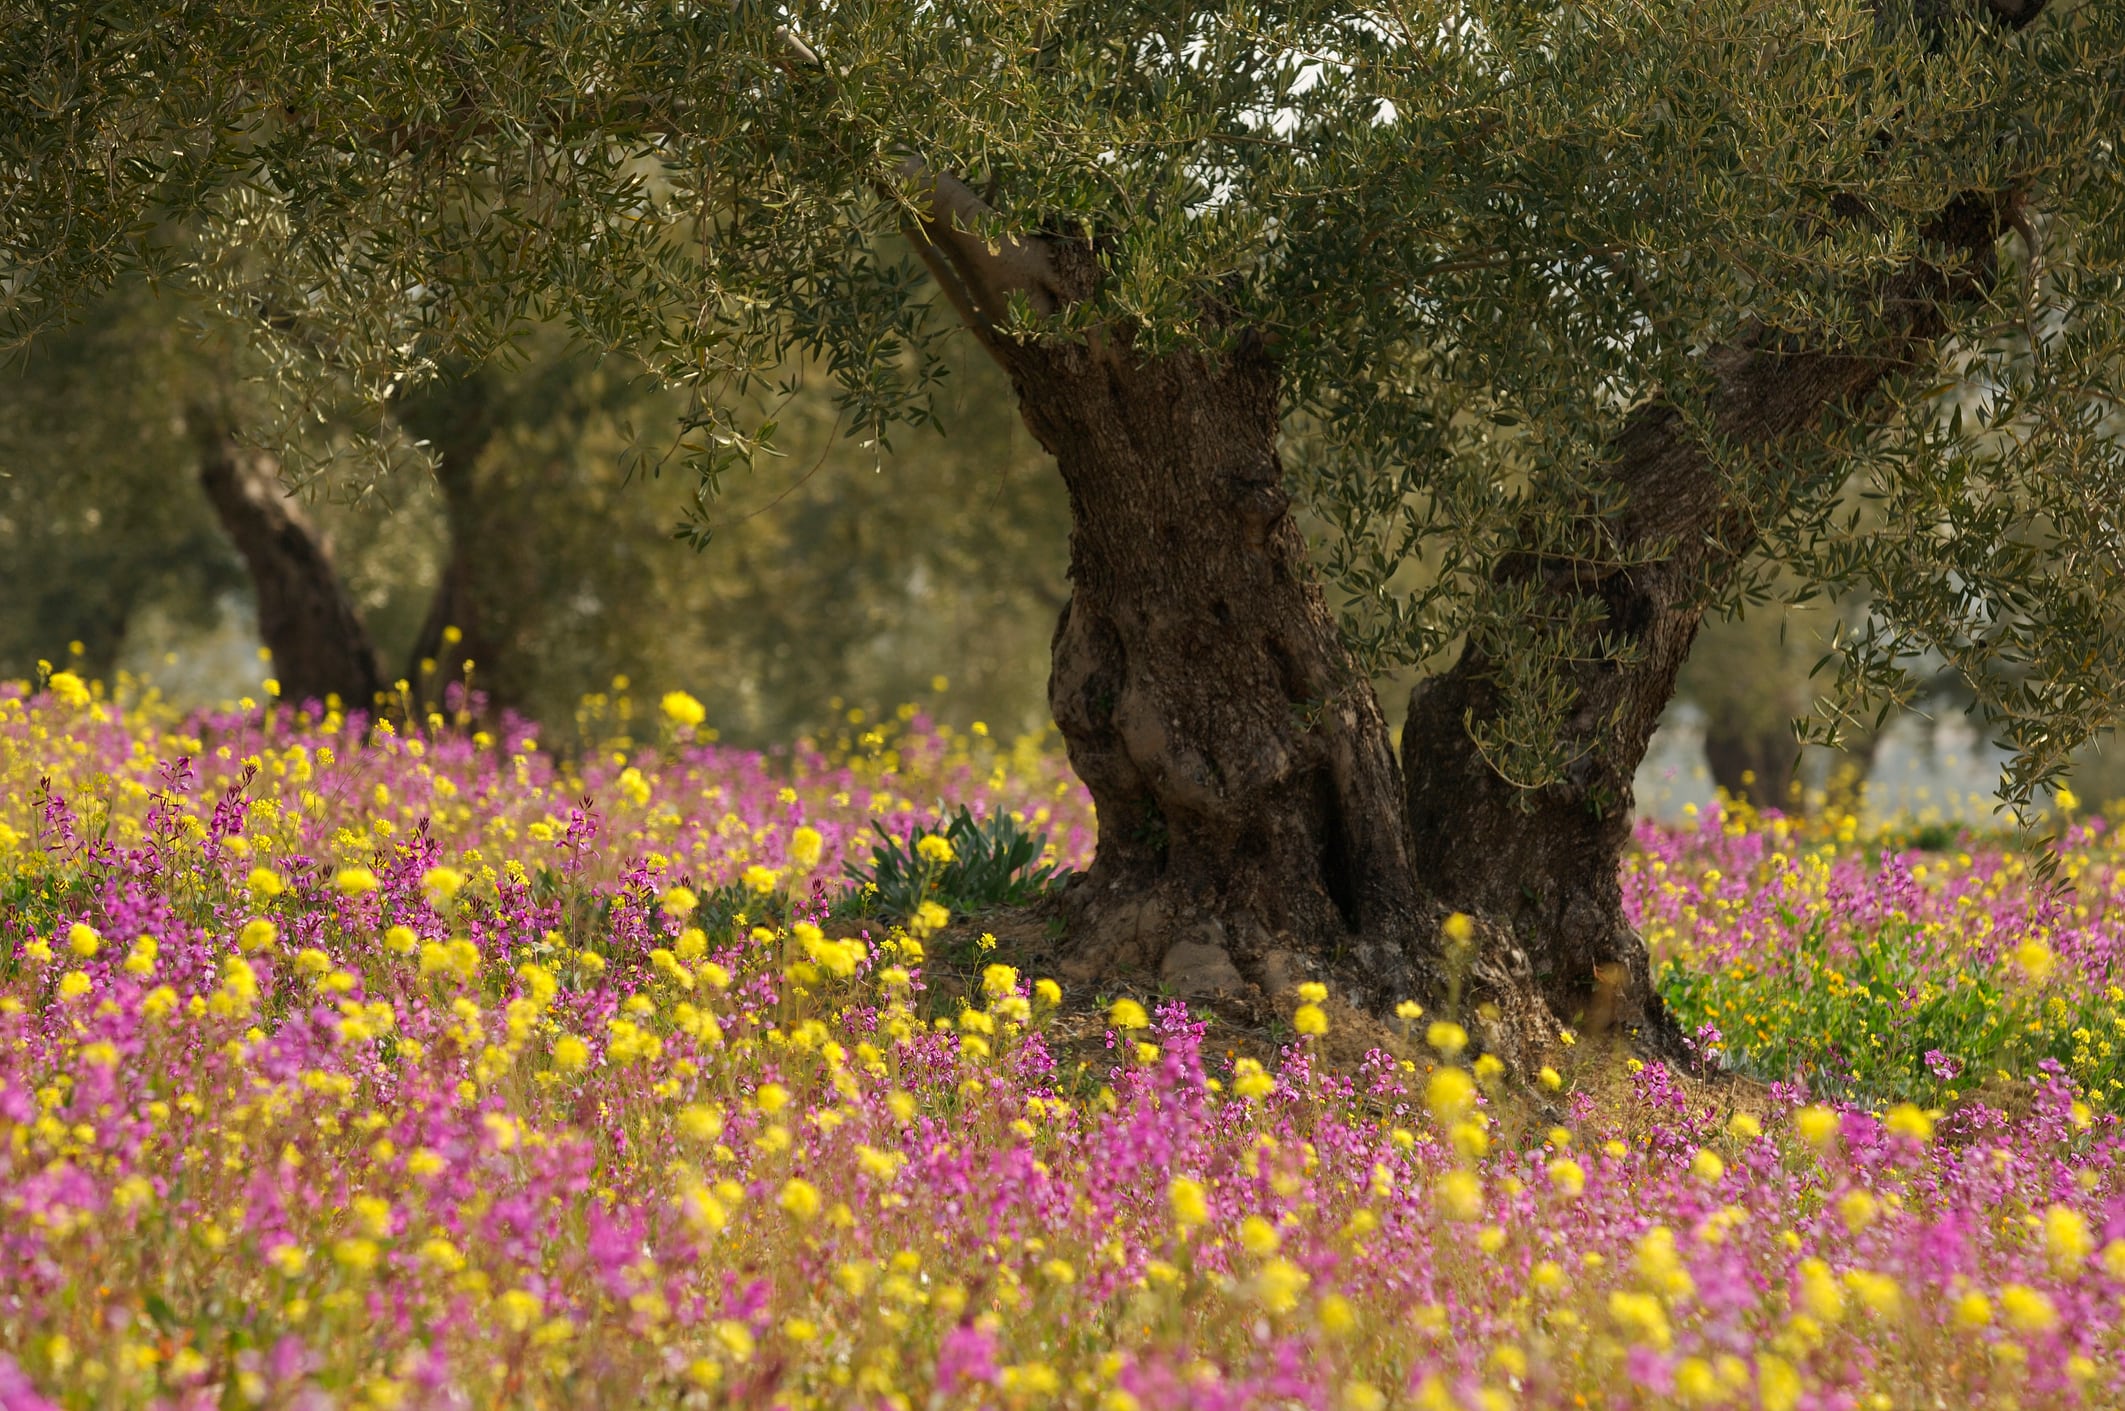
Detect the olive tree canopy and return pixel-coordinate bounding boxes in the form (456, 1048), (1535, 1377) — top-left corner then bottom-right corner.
(8, 0), (2123, 1057)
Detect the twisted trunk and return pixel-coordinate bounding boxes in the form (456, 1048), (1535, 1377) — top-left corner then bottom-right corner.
(1000, 336), (1558, 1058)
(1014, 336), (1426, 1004)
(903, 151), (2023, 1064)
(1401, 195), (2006, 1047)
(194, 420), (382, 712)
(899, 184), (1450, 1012)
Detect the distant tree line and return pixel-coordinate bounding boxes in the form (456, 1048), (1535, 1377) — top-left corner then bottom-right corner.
(0, 287), (1070, 744)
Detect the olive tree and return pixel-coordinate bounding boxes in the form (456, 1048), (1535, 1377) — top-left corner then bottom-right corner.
(8, 0), (2123, 1057)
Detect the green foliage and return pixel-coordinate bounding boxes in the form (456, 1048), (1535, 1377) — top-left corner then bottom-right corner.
(0, 282), (450, 693)
(1658, 916), (2123, 1107)
(0, 285), (242, 679)
(2, 300), (1067, 739)
(7, 0), (2125, 806)
(378, 332), (1068, 741)
(490, 337), (1068, 745)
(843, 806), (1071, 921)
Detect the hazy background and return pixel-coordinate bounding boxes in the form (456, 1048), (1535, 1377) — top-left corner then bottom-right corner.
(5, 284), (2110, 822)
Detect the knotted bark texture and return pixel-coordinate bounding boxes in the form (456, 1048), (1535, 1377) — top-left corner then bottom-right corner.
(1404, 192), (2012, 1052)
(904, 159), (2025, 1068)
(1018, 339), (1421, 988)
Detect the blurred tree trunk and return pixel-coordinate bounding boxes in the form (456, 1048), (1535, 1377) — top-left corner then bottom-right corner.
(193, 417), (382, 711)
(396, 370), (502, 715)
(65, 603), (132, 687)
(1704, 725), (1800, 811)
(1824, 732), (1886, 813)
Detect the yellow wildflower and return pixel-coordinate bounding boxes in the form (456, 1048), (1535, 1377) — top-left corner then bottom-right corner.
(1437, 1169), (1483, 1222)
(1232, 1058), (1275, 1100)
(661, 691), (707, 728)
(1607, 1290), (1670, 1350)
(1999, 1283), (2056, 1333)
(1796, 1259), (1844, 1323)
(1883, 1103), (1934, 1143)
(1837, 1189), (1878, 1233)
(1169, 1176), (1210, 1230)
(2044, 1204), (2093, 1271)
(1795, 1106), (1839, 1151)
(778, 1179), (821, 1223)
(1757, 1356), (1801, 1411)
(1426, 1066), (1476, 1122)
(1253, 1257), (1309, 1313)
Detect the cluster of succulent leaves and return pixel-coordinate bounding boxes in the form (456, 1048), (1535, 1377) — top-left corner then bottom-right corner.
(841, 807), (1072, 922)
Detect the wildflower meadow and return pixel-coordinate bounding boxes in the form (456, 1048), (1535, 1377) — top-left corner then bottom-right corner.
(2, 673), (2123, 1411)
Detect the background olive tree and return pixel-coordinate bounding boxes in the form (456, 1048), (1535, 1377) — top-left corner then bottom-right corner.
(0, 295), (1070, 740)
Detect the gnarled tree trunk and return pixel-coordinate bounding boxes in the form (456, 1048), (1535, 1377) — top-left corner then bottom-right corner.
(194, 418), (382, 712)
(900, 218), (1560, 1063)
(1000, 335), (1557, 1060)
(1012, 335), (1427, 1002)
(902, 147), (2024, 1063)
(894, 170), (1483, 1025)
(1402, 193), (2007, 1049)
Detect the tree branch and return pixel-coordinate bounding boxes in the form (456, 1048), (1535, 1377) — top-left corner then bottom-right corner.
(758, 14), (1073, 344)
(893, 157), (1068, 339)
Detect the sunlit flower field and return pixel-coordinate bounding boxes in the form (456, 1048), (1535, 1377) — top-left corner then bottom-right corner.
(2, 674), (2122, 1409)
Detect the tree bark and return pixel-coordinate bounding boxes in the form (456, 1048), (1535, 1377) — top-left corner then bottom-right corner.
(899, 150), (2025, 1062)
(899, 176), (1553, 1055)
(1009, 334), (1430, 1003)
(396, 370), (502, 715)
(897, 168), (1440, 1006)
(194, 419), (383, 712)
(1401, 192), (2011, 1050)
